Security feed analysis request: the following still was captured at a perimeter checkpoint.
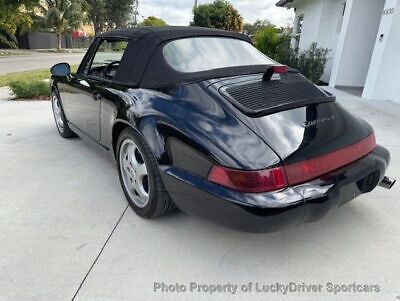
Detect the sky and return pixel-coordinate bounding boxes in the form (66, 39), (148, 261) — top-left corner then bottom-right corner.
(138, 0), (295, 27)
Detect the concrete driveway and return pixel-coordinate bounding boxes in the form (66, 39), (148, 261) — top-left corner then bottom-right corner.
(0, 90), (399, 301)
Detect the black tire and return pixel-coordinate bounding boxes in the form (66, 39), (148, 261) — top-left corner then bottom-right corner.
(116, 127), (175, 218)
(51, 89), (76, 138)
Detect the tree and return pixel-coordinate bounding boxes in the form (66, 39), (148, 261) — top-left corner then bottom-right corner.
(39, 0), (85, 50)
(243, 19), (272, 36)
(139, 16), (167, 27)
(192, 0), (243, 32)
(0, 0), (39, 48)
(254, 25), (291, 63)
(86, 0), (133, 36)
(105, 0), (132, 29)
(85, 0), (106, 36)
(253, 25), (329, 83)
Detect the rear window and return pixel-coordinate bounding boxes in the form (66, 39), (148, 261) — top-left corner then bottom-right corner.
(163, 37), (275, 73)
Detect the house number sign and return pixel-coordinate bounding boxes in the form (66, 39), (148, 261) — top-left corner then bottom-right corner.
(383, 7), (395, 15)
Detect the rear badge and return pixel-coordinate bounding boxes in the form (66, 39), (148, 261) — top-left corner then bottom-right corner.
(303, 114), (335, 128)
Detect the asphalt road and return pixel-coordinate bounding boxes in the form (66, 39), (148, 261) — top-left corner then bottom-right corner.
(0, 89), (399, 300)
(0, 51), (84, 75)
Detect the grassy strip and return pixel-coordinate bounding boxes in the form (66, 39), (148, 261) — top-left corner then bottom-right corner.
(0, 65), (78, 87)
(9, 80), (50, 99)
(0, 69), (50, 87)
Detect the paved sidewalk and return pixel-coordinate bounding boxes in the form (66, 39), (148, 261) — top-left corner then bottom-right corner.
(0, 90), (399, 301)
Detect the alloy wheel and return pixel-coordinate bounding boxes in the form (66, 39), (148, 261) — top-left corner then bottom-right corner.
(52, 94), (64, 131)
(119, 139), (150, 208)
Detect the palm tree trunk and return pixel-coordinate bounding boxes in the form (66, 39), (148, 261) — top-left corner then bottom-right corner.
(57, 33), (62, 50)
(94, 21), (102, 36)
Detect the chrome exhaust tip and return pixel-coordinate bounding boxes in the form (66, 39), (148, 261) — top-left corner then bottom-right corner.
(379, 176), (396, 189)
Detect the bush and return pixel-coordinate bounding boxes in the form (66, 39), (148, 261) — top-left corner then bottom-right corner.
(9, 80), (50, 99)
(285, 43), (330, 83)
(254, 26), (330, 83)
(0, 65), (78, 87)
(254, 26), (291, 63)
(243, 19), (272, 36)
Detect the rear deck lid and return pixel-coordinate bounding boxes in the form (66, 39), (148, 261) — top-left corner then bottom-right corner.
(219, 71), (335, 117)
(212, 72), (373, 165)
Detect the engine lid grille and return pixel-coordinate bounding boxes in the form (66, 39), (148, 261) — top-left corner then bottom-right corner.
(220, 72), (335, 116)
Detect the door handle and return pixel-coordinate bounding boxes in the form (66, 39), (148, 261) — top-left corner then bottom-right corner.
(93, 93), (101, 101)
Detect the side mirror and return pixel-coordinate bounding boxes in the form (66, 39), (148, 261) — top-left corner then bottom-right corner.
(50, 63), (71, 77)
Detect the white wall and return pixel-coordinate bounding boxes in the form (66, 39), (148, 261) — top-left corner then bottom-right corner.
(294, 0), (324, 50)
(292, 0), (344, 82)
(315, 0), (345, 82)
(363, 0), (400, 103)
(329, 0), (385, 87)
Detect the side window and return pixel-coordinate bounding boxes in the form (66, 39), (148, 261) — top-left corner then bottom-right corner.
(85, 39), (128, 80)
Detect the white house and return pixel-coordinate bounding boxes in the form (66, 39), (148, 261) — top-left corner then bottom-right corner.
(276, 0), (400, 103)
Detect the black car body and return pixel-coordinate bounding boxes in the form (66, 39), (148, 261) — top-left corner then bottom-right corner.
(50, 26), (394, 232)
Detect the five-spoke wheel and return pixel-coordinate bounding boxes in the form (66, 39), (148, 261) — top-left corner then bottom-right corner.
(116, 128), (175, 218)
(51, 90), (76, 138)
(52, 93), (64, 132)
(119, 139), (150, 208)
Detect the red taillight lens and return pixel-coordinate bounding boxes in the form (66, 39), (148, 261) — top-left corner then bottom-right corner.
(208, 134), (376, 193)
(273, 65), (288, 74)
(208, 166), (287, 193)
(285, 133), (376, 185)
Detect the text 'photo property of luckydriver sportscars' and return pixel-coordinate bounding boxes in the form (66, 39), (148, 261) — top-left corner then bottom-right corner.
(50, 26), (396, 232)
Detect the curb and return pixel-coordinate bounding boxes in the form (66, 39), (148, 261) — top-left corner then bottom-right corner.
(0, 86), (13, 101)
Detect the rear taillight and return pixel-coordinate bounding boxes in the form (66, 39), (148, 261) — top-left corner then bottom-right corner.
(285, 133), (376, 185)
(208, 134), (376, 193)
(208, 166), (287, 193)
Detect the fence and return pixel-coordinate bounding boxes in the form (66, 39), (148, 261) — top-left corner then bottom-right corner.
(71, 36), (94, 49)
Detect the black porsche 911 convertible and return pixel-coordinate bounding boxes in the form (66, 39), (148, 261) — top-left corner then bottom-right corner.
(50, 26), (395, 232)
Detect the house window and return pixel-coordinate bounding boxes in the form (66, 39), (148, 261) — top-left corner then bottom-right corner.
(294, 14), (304, 49)
(296, 15), (304, 34)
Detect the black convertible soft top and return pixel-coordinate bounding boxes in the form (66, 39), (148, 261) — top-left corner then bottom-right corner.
(100, 26), (250, 43)
(95, 26), (272, 88)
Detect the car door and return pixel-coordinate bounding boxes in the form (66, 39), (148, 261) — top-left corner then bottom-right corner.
(59, 38), (128, 141)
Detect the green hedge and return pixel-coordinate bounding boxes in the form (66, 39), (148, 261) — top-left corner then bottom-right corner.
(253, 26), (330, 83)
(0, 65), (78, 87)
(9, 80), (50, 99)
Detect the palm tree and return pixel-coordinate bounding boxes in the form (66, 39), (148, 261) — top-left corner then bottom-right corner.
(39, 0), (84, 50)
(0, 0), (38, 48)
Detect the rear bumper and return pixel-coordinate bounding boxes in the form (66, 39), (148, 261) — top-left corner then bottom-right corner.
(161, 145), (390, 233)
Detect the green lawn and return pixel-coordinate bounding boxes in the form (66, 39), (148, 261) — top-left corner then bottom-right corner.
(0, 65), (78, 87)
(0, 65), (79, 99)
